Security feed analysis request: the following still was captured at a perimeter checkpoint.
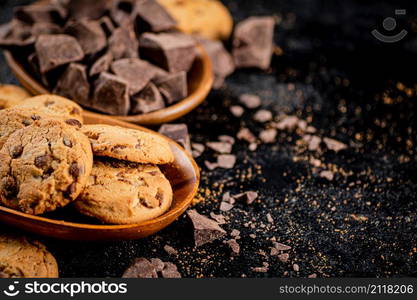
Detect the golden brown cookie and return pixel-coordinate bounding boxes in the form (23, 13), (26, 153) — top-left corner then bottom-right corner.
(0, 106), (83, 149)
(74, 159), (173, 224)
(0, 233), (58, 278)
(81, 124), (174, 164)
(14, 95), (84, 124)
(0, 119), (93, 215)
(157, 0), (233, 40)
(0, 84), (31, 109)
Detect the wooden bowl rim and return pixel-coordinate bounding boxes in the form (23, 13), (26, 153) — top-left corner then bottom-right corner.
(4, 44), (213, 125)
(0, 121), (200, 231)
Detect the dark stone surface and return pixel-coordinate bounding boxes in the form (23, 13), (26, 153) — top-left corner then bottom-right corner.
(1, 0), (416, 278)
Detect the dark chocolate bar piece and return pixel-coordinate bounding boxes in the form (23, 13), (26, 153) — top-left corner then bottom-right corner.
(139, 32), (196, 73)
(54, 63), (91, 107)
(108, 24), (139, 60)
(92, 72), (130, 115)
(35, 34), (84, 73)
(158, 123), (191, 153)
(90, 52), (113, 77)
(14, 4), (67, 25)
(65, 20), (107, 56)
(110, 58), (157, 95)
(134, 0), (176, 32)
(197, 37), (235, 89)
(186, 209), (226, 247)
(232, 16), (275, 70)
(131, 82), (165, 114)
(154, 71), (187, 104)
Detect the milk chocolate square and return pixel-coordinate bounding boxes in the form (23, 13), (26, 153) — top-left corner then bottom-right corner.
(92, 72), (130, 115)
(54, 63), (91, 107)
(232, 16), (275, 70)
(35, 34), (84, 73)
(131, 82), (165, 114)
(111, 58), (157, 95)
(134, 0), (176, 32)
(65, 20), (107, 56)
(139, 32), (196, 73)
(154, 71), (187, 104)
(108, 24), (139, 60)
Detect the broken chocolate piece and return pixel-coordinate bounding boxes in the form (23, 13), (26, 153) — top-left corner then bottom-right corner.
(323, 137), (347, 152)
(89, 52), (113, 77)
(35, 34), (84, 73)
(154, 72), (187, 104)
(232, 16), (275, 70)
(237, 128), (257, 143)
(234, 191), (258, 204)
(272, 242), (292, 251)
(122, 258), (158, 278)
(187, 209), (226, 247)
(217, 154), (236, 169)
(31, 22), (62, 37)
(239, 93), (261, 109)
(163, 245), (178, 256)
(65, 20), (107, 56)
(206, 142), (232, 154)
(140, 32), (196, 73)
(160, 262), (181, 278)
(259, 128), (277, 144)
(14, 4), (67, 25)
(197, 37), (235, 89)
(225, 239), (240, 256)
(158, 124), (191, 153)
(134, 0), (176, 32)
(220, 201), (234, 212)
(253, 109), (273, 123)
(131, 82), (165, 114)
(0, 19), (36, 47)
(92, 72), (130, 115)
(150, 258), (165, 272)
(108, 24), (139, 60)
(110, 0), (136, 26)
(68, 0), (111, 20)
(54, 63), (90, 107)
(111, 58), (157, 95)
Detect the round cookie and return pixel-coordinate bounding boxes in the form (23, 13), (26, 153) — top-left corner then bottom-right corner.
(0, 119), (93, 215)
(0, 233), (58, 278)
(74, 159), (173, 224)
(81, 124), (174, 164)
(0, 84), (31, 109)
(15, 95), (84, 124)
(158, 0), (233, 40)
(0, 107), (82, 149)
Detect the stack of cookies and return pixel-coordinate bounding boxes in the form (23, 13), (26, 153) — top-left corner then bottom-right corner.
(0, 93), (174, 224)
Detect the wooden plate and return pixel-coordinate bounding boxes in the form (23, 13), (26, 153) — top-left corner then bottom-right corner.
(0, 116), (200, 241)
(4, 45), (213, 125)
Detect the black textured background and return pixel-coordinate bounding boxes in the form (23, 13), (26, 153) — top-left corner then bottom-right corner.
(1, 0), (417, 278)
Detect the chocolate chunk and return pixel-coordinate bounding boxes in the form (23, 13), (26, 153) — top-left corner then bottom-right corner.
(237, 128), (257, 143)
(10, 145), (23, 158)
(217, 154), (236, 169)
(54, 63), (90, 107)
(158, 124), (191, 153)
(108, 24), (139, 60)
(272, 242), (292, 251)
(239, 93), (261, 109)
(65, 20), (107, 56)
(0, 19), (36, 47)
(230, 105), (244, 117)
(35, 155), (52, 169)
(225, 239), (240, 256)
(131, 82), (165, 114)
(92, 72), (130, 115)
(31, 22), (62, 37)
(35, 34), (84, 73)
(122, 258), (158, 278)
(233, 191), (258, 204)
(319, 170), (334, 181)
(160, 262), (181, 278)
(68, 0), (111, 20)
(232, 17), (275, 70)
(154, 72), (187, 104)
(89, 52), (113, 77)
(259, 128), (277, 144)
(14, 4), (67, 25)
(65, 119), (82, 128)
(111, 58), (157, 95)
(134, 0), (176, 32)
(206, 142), (232, 154)
(197, 38), (235, 89)
(140, 32), (196, 73)
(187, 209), (226, 247)
(110, 0), (136, 26)
(149, 258), (165, 272)
(163, 245), (178, 256)
(253, 109), (273, 123)
(220, 201), (234, 212)
(2, 177), (18, 199)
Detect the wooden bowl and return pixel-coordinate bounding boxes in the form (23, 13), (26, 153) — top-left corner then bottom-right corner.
(0, 116), (200, 241)
(4, 44), (213, 125)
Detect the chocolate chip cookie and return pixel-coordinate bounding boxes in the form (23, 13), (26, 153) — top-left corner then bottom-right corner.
(74, 159), (173, 224)
(0, 84), (30, 109)
(81, 124), (174, 164)
(0, 119), (93, 215)
(15, 95), (84, 125)
(0, 233), (58, 278)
